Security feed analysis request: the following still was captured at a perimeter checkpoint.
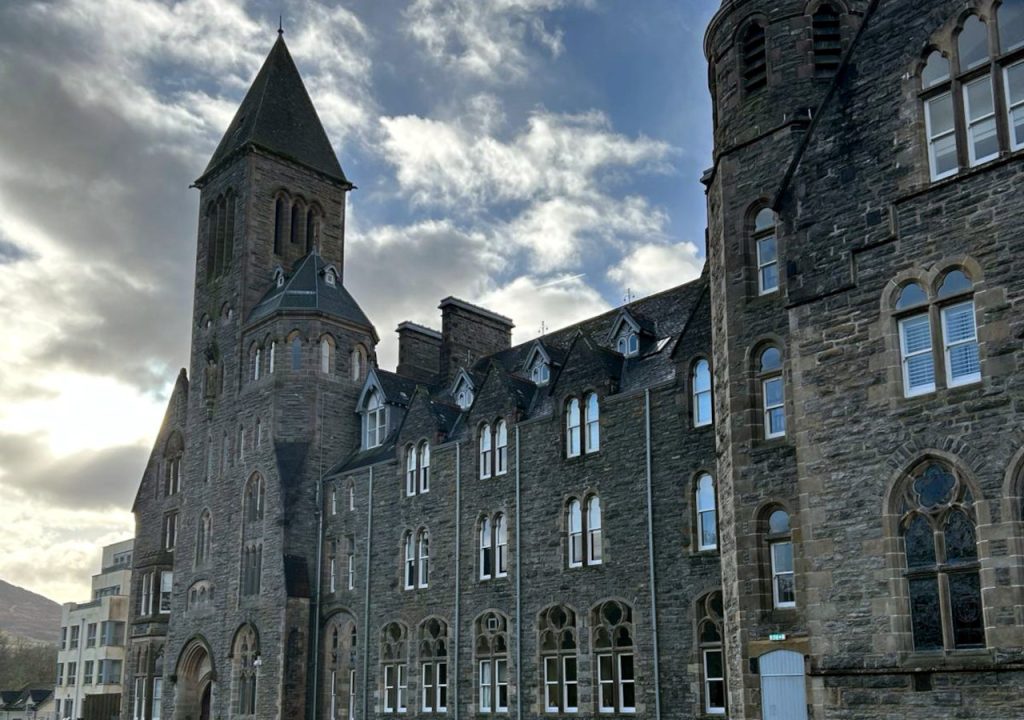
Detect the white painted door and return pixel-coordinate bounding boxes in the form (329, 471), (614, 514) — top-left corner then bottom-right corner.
(759, 650), (808, 720)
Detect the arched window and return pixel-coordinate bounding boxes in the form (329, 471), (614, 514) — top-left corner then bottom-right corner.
(495, 420), (508, 476)
(894, 269), (980, 397)
(346, 535), (355, 590)
(419, 619), (449, 713)
(753, 208), (778, 295)
(306, 208), (317, 253)
(480, 516), (493, 580)
(348, 480), (355, 511)
(195, 510), (212, 566)
(741, 21), (768, 94)
(205, 203), (218, 279)
(811, 2), (842, 75)
(164, 432), (183, 496)
(897, 461), (983, 650)
(223, 192), (235, 271)
(592, 600), (635, 714)
(418, 443), (430, 493)
(328, 538), (338, 593)
(692, 359), (713, 427)
(697, 591), (726, 715)
(758, 346), (786, 438)
(215, 196), (227, 276)
(476, 612), (509, 714)
(696, 474), (718, 551)
(584, 393), (600, 453)
(566, 398), (581, 458)
(403, 532), (415, 590)
(766, 508), (795, 608)
(365, 391), (387, 449)
(291, 336), (302, 371)
(480, 424), (493, 479)
(268, 340), (276, 374)
(350, 346), (365, 382)
(381, 623), (409, 713)
(290, 201), (302, 245)
(538, 605), (578, 714)
(1000, 0), (1024, 52)
(417, 529), (430, 588)
(273, 197), (285, 255)
(244, 474), (264, 523)
(406, 445), (417, 497)
(322, 613), (357, 720)
(567, 499), (583, 568)
(495, 513), (508, 577)
(320, 336), (334, 374)
(232, 625), (259, 716)
(920, 10), (1024, 180)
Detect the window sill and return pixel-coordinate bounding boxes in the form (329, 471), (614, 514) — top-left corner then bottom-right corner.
(899, 148), (1024, 205)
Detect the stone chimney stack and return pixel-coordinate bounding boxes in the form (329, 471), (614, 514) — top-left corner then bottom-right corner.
(438, 297), (514, 385)
(396, 322), (443, 385)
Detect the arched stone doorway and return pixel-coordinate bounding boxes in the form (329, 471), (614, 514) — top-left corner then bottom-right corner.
(175, 637), (215, 720)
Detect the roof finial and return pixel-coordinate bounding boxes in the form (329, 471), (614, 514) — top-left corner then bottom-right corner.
(278, 15), (283, 35)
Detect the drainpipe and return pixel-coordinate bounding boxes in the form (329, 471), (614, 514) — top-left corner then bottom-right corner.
(644, 390), (662, 720)
(514, 426), (523, 720)
(311, 391), (326, 720)
(362, 466), (374, 720)
(453, 443), (461, 720)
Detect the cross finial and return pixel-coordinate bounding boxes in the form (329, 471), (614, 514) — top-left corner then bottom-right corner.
(278, 15), (283, 35)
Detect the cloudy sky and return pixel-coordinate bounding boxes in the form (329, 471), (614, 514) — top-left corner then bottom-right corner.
(0, 0), (717, 604)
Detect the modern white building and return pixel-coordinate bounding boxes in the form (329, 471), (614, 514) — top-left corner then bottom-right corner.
(53, 540), (133, 720)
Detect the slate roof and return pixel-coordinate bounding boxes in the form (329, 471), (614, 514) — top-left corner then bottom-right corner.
(376, 370), (418, 407)
(249, 251), (376, 336)
(199, 34), (348, 185)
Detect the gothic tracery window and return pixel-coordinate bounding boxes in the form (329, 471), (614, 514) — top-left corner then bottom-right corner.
(419, 618), (449, 713)
(381, 623), (408, 713)
(538, 605), (578, 714)
(697, 591), (726, 715)
(897, 461), (984, 651)
(232, 625), (259, 717)
(592, 600), (635, 714)
(476, 612), (509, 714)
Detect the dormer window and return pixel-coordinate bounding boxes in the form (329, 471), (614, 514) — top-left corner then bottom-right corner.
(273, 267), (285, 288)
(364, 391), (387, 449)
(530, 360), (550, 385)
(453, 372), (475, 410)
(325, 268), (336, 287)
(616, 333), (639, 357)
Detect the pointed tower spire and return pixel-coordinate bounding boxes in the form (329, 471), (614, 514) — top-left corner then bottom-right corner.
(198, 35), (349, 185)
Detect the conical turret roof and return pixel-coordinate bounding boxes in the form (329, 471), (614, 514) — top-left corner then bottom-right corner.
(199, 34), (348, 184)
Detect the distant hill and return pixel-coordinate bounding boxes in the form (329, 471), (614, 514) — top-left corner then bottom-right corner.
(0, 579), (61, 644)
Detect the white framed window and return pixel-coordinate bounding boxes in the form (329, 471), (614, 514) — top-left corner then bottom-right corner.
(759, 347), (786, 439)
(419, 443), (430, 493)
(696, 474), (718, 551)
(349, 669), (356, 720)
(268, 341), (275, 374)
(365, 391), (387, 448)
(703, 649), (726, 715)
(329, 670), (338, 720)
(480, 517), (493, 580)
(531, 359), (550, 384)
(347, 542), (355, 590)
(544, 655), (578, 714)
(350, 346), (363, 382)
(568, 500), (583, 568)
(253, 347), (261, 381)
(768, 509), (796, 608)
(598, 654), (615, 714)
(133, 677), (146, 720)
(584, 393), (600, 453)
(331, 488), (337, 515)
(480, 424), (493, 479)
(754, 208), (778, 294)
(925, 92), (958, 180)
(964, 75), (999, 166)
(495, 659), (508, 712)
(617, 332), (640, 356)
(404, 533), (415, 590)
(496, 514), (508, 577)
(566, 398), (581, 458)
(587, 496), (603, 565)
(495, 420), (508, 475)
(406, 446), (417, 497)
(321, 337), (333, 374)
(544, 657), (560, 713)
(942, 301), (981, 387)
(159, 571), (173, 613)
(152, 677), (163, 720)
(384, 664), (406, 713)
(900, 313), (936, 396)
(417, 530), (430, 588)
(398, 664), (407, 712)
(329, 550), (337, 593)
(479, 660), (492, 713)
(164, 513), (177, 550)
(692, 359), (713, 427)
(1007, 61), (1024, 150)
(348, 482), (355, 511)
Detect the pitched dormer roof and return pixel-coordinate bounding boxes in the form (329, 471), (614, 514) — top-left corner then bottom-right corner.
(199, 34), (349, 185)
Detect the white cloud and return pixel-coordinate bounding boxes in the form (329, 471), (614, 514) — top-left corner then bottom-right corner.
(607, 240), (705, 297)
(476, 273), (610, 344)
(404, 0), (594, 81)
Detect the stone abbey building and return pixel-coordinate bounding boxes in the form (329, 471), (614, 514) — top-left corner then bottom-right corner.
(122, 1), (1024, 719)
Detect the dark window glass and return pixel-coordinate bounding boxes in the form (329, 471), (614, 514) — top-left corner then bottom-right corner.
(904, 515), (936, 568)
(742, 23), (768, 93)
(273, 198), (285, 255)
(949, 572), (984, 647)
(944, 510), (978, 564)
(812, 3), (842, 74)
(914, 464), (955, 508)
(908, 577), (944, 650)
